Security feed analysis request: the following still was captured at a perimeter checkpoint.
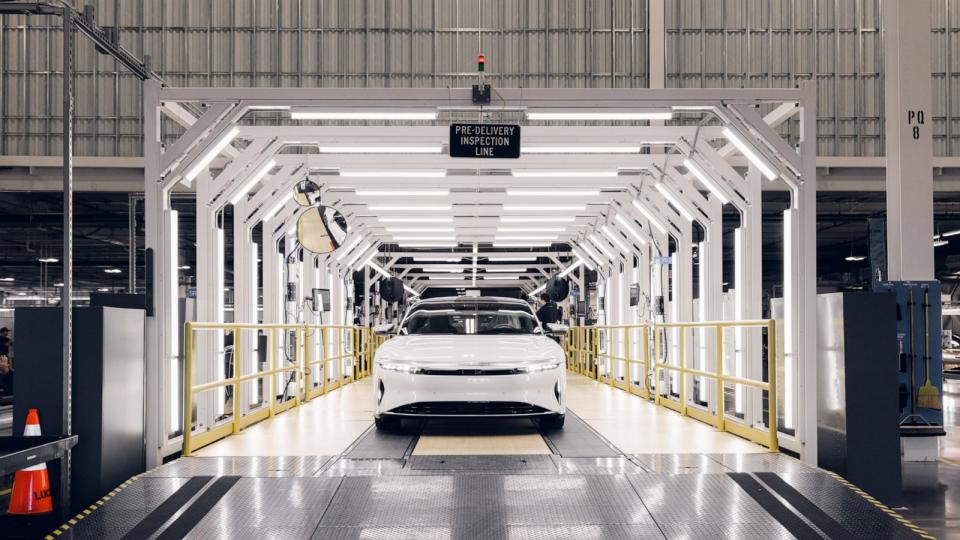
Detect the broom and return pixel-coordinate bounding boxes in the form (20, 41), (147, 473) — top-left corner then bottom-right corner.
(916, 288), (942, 410)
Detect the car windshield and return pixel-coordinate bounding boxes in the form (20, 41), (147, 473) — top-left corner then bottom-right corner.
(401, 302), (539, 335)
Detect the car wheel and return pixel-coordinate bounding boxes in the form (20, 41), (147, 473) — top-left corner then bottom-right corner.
(375, 416), (401, 431)
(539, 414), (565, 430)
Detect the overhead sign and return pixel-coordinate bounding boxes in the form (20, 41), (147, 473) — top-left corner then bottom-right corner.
(449, 123), (521, 158)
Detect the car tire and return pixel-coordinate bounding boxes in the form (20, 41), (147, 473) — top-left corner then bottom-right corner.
(375, 415), (401, 431)
(539, 414), (565, 430)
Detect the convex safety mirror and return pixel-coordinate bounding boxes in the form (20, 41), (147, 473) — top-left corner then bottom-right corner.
(293, 179), (322, 206)
(293, 179), (350, 255)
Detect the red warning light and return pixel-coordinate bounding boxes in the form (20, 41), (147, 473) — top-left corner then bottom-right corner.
(478, 55), (486, 72)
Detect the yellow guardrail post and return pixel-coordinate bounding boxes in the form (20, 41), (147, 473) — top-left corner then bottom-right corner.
(267, 328), (276, 417)
(767, 320), (779, 451)
(182, 322), (195, 456)
(679, 327), (687, 415)
(653, 326), (661, 406)
(714, 325), (725, 431)
(623, 327), (630, 391)
(642, 325), (650, 398)
(232, 326), (242, 434)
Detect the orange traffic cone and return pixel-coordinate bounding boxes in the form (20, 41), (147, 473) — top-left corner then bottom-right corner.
(7, 408), (53, 514)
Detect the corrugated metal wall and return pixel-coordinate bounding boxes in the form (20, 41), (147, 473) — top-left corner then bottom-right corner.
(0, 0), (957, 158)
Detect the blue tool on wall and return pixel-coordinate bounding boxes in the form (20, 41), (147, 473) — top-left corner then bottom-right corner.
(874, 280), (945, 437)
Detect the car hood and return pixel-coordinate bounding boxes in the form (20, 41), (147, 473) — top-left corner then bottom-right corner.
(375, 334), (564, 368)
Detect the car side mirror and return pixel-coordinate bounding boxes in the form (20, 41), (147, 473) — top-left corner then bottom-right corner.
(545, 323), (569, 335)
(374, 323), (395, 336)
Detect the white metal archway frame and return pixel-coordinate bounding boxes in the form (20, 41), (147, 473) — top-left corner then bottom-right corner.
(143, 84), (817, 465)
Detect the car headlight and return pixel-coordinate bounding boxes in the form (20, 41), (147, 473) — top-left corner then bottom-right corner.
(517, 361), (563, 374)
(378, 362), (424, 374)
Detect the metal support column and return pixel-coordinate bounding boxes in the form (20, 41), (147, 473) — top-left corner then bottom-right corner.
(884, 0), (935, 281)
(60, 6), (74, 515)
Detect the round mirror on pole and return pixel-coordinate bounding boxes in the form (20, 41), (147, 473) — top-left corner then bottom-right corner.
(546, 276), (570, 302)
(293, 179), (322, 207)
(297, 205), (349, 254)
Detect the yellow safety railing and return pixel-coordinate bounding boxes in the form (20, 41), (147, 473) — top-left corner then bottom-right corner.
(566, 319), (779, 451)
(182, 322), (380, 456)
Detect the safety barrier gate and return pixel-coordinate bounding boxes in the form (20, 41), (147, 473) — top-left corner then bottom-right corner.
(182, 322), (380, 456)
(565, 320), (779, 451)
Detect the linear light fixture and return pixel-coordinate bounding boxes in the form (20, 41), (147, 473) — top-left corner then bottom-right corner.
(247, 104), (291, 110)
(379, 216), (453, 223)
(506, 189), (601, 197)
(721, 126), (779, 180)
(588, 234), (616, 260)
(844, 255), (866, 262)
(655, 184), (695, 222)
(483, 276), (521, 280)
(355, 189), (449, 197)
(558, 258), (585, 278)
(184, 126), (240, 181)
(291, 109), (437, 121)
(494, 235), (559, 241)
(684, 158), (730, 205)
(521, 145), (641, 154)
(570, 247), (597, 271)
(404, 285), (421, 296)
(416, 257), (464, 262)
(600, 225), (631, 254)
(430, 276), (470, 281)
(368, 205), (451, 212)
(528, 284), (547, 297)
(497, 227), (565, 233)
(0, 277), (14, 282)
(385, 227), (455, 233)
(392, 236), (456, 241)
(397, 242), (459, 248)
(104, 268), (122, 274)
(39, 257), (59, 263)
(364, 257), (392, 278)
(613, 214), (648, 246)
(578, 242), (606, 266)
(336, 236), (366, 261)
(500, 216), (576, 223)
(484, 267), (528, 273)
(486, 257), (537, 262)
(318, 145), (442, 154)
(935, 238), (950, 247)
(230, 158), (276, 205)
(492, 242), (552, 248)
(631, 200), (668, 235)
(943, 228), (960, 238)
(262, 191), (294, 221)
(341, 170), (445, 178)
(526, 109), (673, 121)
(502, 205), (584, 212)
(511, 170), (617, 178)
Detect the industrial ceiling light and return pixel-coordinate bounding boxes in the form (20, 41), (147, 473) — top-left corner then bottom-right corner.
(0, 277), (13, 282)
(511, 170), (617, 178)
(500, 216), (575, 223)
(492, 242), (552, 248)
(261, 191), (294, 221)
(600, 226), (631, 254)
(392, 236), (457, 241)
(178, 265), (191, 270)
(497, 227), (566, 233)
(521, 145), (641, 154)
(335, 236), (366, 261)
(578, 242), (606, 266)
(558, 258), (585, 278)
(486, 257), (537, 262)
(570, 246), (597, 271)
(506, 189), (601, 197)
(385, 227), (455, 233)
(341, 170), (445, 178)
(104, 268), (122, 274)
(53, 282), (64, 287)
(502, 205), (585, 212)
(655, 183), (695, 222)
(484, 267), (527, 272)
(526, 109), (673, 121)
(483, 275), (521, 280)
(430, 276), (468, 281)
(404, 285), (421, 296)
(417, 257), (464, 262)
(721, 127), (779, 180)
(38, 257), (59, 263)
(291, 109), (437, 121)
(942, 228), (960, 238)
(683, 159), (730, 205)
(494, 235), (559, 241)
(528, 284), (547, 296)
(397, 242), (459, 248)
(368, 205), (451, 211)
(364, 257), (392, 278)
(318, 145), (442, 154)
(631, 201), (668, 235)
(379, 216), (453, 223)
(588, 234), (616, 260)
(344, 242), (374, 267)
(247, 105), (291, 110)
(613, 214), (648, 246)
(355, 189), (449, 197)
(934, 237), (950, 247)
(184, 126), (240, 181)
(844, 255), (866, 262)
(97, 287), (110, 292)
(229, 158), (276, 205)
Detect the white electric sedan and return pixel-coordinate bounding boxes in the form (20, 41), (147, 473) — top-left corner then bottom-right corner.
(372, 296), (567, 430)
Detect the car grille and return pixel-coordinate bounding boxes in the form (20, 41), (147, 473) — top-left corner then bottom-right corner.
(388, 401), (550, 416)
(416, 367), (527, 376)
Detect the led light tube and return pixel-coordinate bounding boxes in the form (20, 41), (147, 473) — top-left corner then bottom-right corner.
(655, 184), (695, 222)
(494, 235), (559, 241)
(506, 189), (600, 197)
(722, 127), (778, 180)
(379, 217), (453, 223)
(230, 158), (276, 205)
(368, 205), (451, 211)
(365, 258), (392, 278)
(600, 226), (631, 254)
(528, 284), (547, 296)
(558, 258), (585, 278)
(356, 189), (449, 197)
(392, 236), (456, 241)
(613, 214), (648, 246)
(397, 242), (459, 248)
(502, 205), (584, 212)
(527, 110), (673, 121)
(578, 242), (606, 266)
(343, 242), (373, 267)
(184, 127), (240, 181)
(292, 110), (437, 120)
(416, 257), (464, 262)
(403, 285), (421, 296)
(484, 267), (527, 273)
(570, 247), (597, 271)
(385, 227), (455, 233)
(521, 145), (640, 154)
(483, 276), (521, 280)
(500, 216), (575, 223)
(341, 170), (445, 178)
(261, 191), (294, 221)
(492, 242), (552, 248)
(247, 105), (291, 110)
(684, 159), (730, 205)
(588, 234), (616, 260)
(511, 170), (617, 178)
(318, 146), (441, 154)
(487, 257), (537, 262)
(631, 200), (668, 235)
(497, 227), (565, 233)
(335, 236), (366, 261)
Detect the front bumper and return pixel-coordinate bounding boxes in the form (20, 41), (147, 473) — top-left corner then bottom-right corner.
(375, 366), (566, 417)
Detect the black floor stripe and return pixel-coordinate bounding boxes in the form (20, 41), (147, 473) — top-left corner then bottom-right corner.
(119, 476), (212, 540)
(154, 476), (241, 540)
(727, 472), (823, 540)
(755, 472), (857, 540)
